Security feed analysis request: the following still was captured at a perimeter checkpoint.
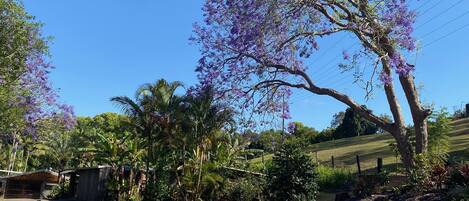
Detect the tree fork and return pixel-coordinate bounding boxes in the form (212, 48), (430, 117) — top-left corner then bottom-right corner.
(398, 74), (432, 154)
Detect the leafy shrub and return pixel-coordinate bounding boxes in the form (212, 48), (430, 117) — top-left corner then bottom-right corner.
(450, 164), (469, 187)
(409, 154), (452, 193)
(47, 182), (71, 199)
(409, 154), (433, 191)
(316, 165), (354, 191)
(353, 171), (389, 198)
(451, 104), (467, 120)
(430, 165), (449, 190)
(265, 143), (319, 201)
(428, 109), (452, 161)
(446, 185), (469, 201)
(221, 178), (265, 201)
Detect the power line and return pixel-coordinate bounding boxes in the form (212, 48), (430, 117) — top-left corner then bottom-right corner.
(415, 0), (465, 30)
(307, 1), (466, 91)
(418, 0), (444, 17)
(415, 0), (434, 11)
(309, 34), (347, 68)
(423, 22), (469, 47)
(330, 74), (353, 89)
(313, 43), (357, 82)
(313, 56), (342, 82)
(420, 10), (469, 38)
(311, 53), (341, 77)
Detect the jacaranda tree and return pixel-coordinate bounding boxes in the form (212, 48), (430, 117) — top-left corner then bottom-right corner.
(192, 0), (431, 170)
(1, 0), (75, 172)
(1, 0), (75, 136)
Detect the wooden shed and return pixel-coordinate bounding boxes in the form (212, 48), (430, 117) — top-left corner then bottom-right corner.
(62, 166), (112, 201)
(0, 169), (59, 200)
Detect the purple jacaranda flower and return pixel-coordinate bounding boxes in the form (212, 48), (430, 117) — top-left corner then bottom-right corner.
(287, 122), (296, 134)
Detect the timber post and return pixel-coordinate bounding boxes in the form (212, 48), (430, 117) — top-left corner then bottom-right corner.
(466, 103), (469, 118)
(331, 156), (335, 168)
(377, 158), (383, 173)
(356, 155), (361, 175)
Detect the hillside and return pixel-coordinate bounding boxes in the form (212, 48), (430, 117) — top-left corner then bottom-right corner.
(251, 118), (469, 172)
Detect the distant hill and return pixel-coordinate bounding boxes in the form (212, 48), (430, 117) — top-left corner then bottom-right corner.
(251, 118), (469, 172)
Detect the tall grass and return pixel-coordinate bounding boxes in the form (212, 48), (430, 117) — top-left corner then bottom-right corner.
(316, 165), (355, 191)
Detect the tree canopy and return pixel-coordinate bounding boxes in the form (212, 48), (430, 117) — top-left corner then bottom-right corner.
(192, 0), (431, 170)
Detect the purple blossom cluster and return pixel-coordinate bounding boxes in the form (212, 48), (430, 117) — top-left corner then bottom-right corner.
(382, 0), (417, 51)
(13, 48), (76, 136)
(1, 1), (76, 137)
(193, 0), (419, 126)
(192, 0), (335, 126)
(287, 122), (296, 134)
(389, 52), (414, 76)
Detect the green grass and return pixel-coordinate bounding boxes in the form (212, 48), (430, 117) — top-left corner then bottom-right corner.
(251, 118), (469, 173)
(316, 165), (354, 191)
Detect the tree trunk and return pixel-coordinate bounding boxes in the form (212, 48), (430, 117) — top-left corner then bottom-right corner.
(380, 63), (415, 170)
(398, 74), (431, 154)
(389, 127), (414, 169)
(23, 150), (30, 172)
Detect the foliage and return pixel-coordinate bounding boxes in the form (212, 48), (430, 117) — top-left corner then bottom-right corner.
(316, 165), (354, 192)
(449, 164), (469, 187)
(311, 128), (334, 144)
(0, 0), (75, 174)
(408, 153), (453, 193)
(221, 177), (265, 201)
(333, 107), (379, 139)
(192, 0), (428, 171)
(248, 129), (283, 153)
(330, 112), (345, 129)
(192, 0), (418, 119)
(288, 122), (320, 144)
(265, 143), (319, 201)
(353, 172), (389, 198)
(427, 109), (452, 160)
(47, 182), (71, 200)
(452, 104), (467, 120)
(0, 0), (75, 137)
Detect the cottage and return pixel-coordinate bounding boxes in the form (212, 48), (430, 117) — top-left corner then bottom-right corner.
(0, 169), (59, 200)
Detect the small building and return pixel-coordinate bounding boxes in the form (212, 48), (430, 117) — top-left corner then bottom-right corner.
(0, 169), (59, 200)
(62, 166), (112, 201)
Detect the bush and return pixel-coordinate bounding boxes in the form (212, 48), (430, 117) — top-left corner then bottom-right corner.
(221, 177), (265, 201)
(409, 154), (451, 193)
(47, 182), (71, 199)
(353, 171), (389, 198)
(265, 143), (319, 201)
(449, 164), (469, 187)
(316, 165), (354, 191)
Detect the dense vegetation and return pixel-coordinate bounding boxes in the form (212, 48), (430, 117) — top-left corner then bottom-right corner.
(1, 0), (469, 200)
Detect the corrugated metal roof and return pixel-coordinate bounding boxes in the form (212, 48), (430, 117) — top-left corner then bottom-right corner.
(0, 169), (59, 183)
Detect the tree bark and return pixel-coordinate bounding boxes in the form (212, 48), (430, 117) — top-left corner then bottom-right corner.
(380, 60), (415, 169)
(255, 60), (417, 170)
(398, 74), (431, 154)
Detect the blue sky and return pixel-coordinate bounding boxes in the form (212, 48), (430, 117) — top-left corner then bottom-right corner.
(23, 0), (469, 130)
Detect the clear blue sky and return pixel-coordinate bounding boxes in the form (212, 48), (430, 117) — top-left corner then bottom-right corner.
(23, 0), (469, 130)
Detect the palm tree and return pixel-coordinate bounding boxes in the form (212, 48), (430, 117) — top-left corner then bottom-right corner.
(110, 79), (184, 179)
(179, 87), (234, 200)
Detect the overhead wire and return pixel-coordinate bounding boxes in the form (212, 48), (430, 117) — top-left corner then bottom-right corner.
(423, 23), (469, 47)
(415, 0), (465, 30)
(419, 10), (469, 38)
(308, 0), (467, 91)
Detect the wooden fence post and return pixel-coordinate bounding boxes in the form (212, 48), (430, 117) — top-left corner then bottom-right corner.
(261, 151), (265, 166)
(466, 103), (469, 118)
(331, 155), (335, 169)
(315, 151), (319, 165)
(356, 155), (361, 175)
(377, 158), (383, 173)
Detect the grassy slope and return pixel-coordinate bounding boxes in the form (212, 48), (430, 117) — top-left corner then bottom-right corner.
(251, 118), (469, 172)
